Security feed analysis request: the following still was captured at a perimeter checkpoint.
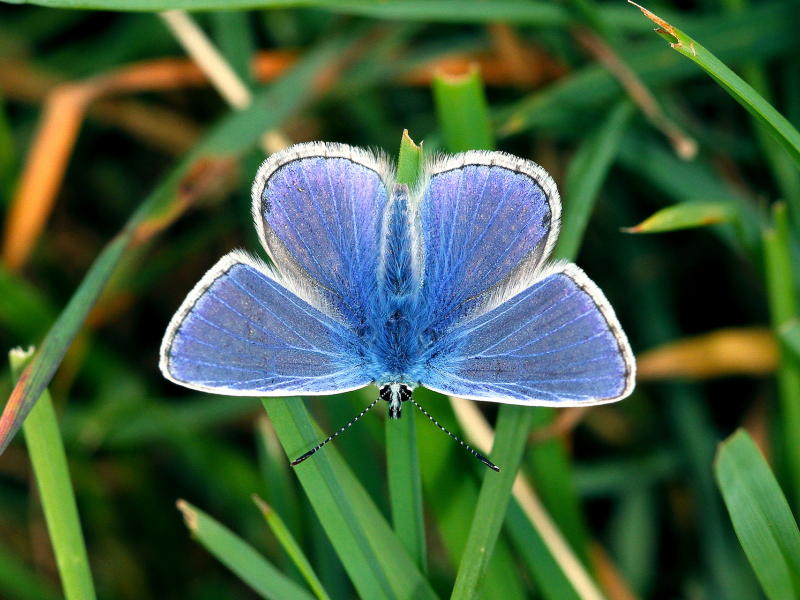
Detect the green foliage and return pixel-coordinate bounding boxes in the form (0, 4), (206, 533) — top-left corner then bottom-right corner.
(623, 201), (738, 234)
(715, 429), (800, 600)
(2, 1), (800, 598)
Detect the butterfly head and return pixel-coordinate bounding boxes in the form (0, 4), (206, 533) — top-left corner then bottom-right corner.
(380, 382), (413, 419)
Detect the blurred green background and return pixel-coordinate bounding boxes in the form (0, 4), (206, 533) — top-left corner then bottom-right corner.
(1, 0), (800, 599)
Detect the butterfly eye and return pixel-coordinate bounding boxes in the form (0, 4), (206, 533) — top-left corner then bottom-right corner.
(379, 386), (392, 402)
(399, 385), (412, 402)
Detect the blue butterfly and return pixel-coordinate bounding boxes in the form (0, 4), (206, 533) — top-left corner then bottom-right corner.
(160, 142), (635, 469)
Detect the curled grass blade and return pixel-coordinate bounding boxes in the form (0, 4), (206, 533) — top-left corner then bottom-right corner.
(622, 202), (739, 234)
(0, 32), (359, 456)
(176, 500), (316, 600)
(714, 429), (800, 600)
(631, 1), (800, 172)
(9, 348), (96, 600)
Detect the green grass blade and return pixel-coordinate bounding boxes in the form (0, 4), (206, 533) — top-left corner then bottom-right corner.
(9, 348), (96, 600)
(622, 202), (739, 234)
(632, 1), (800, 172)
(432, 67), (494, 154)
(176, 499), (316, 600)
(505, 501), (583, 600)
(396, 129), (424, 185)
(0, 31), (359, 456)
(450, 406), (535, 600)
(211, 10), (256, 86)
(763, 202), (800, 509)
(387, 130), (426, 573)
(252, 495), (331, 600)
(714, 429), (800, 600)
(779, 319), (800, 361)
(385, 403), (426, 573)
(554, 100), (635, 261)
(500, 3), (793, 136)
(263, 397), (439, 600)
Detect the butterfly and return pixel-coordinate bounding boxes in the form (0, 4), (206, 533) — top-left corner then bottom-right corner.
(160, 142), (635, 470)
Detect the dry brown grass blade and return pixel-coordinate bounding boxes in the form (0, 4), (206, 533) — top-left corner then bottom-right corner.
(636, 326), (777, 381)
(0, 47), (298, 272)
(2, 84), (95, 272)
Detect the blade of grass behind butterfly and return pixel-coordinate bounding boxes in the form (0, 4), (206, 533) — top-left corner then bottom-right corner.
(413, 389), (528, 600)
(763, 202), (800, 510)
(386, 130), (427, 573)
(0, 30), (360, 456)
(176, 500), (316, 600)
(432, 65), (535, 600)
(252, 495), (331, 600)
(9, 348), (96, 600)
(263, 398), (440, 600)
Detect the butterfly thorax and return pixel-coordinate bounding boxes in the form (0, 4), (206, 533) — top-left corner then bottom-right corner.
(367, 184), (430, 393)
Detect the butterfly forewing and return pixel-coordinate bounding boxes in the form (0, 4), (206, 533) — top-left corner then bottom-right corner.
(160, 252), (370, 396)
(421, 263), (634, 405)
(418, 152), (560, 331)
(252, 143), (391, 327)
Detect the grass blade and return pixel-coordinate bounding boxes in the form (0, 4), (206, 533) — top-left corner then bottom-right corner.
(252, 495), (331, 600)
(714, 429), (800, 600)
(450, 405), (535, 600)
(432, 66), (494, 154)
(631, 1), (800, 172)
(396, 129), (424, 186)
(263, 397), (439, 600)
(622, 201), (739, 234)
(387, 130), (427, 573)
(0, 32), (359, 456)
(176, 500), (316, 600)
(501, 3), (793, 136)
(554, 99), (635, 261)
(9, 347), (96, 600)
(763, 202), (800, 509)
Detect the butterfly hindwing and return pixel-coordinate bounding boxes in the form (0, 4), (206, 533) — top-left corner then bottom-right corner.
(251, 142), (391, 327)
(159, 251), (369, 396)
(419, 152), (560, 331)
(421, 263), (635, 405)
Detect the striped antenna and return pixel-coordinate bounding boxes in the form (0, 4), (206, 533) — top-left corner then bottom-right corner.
(410, 398), (500, 472)
(290, 398), (380, 467)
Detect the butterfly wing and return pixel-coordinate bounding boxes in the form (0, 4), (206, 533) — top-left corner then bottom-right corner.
(160, 251), (369, 396)
(419, 151), (560, 331)
(421, 263), (635, 405)
(251, 142), (391, 327)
